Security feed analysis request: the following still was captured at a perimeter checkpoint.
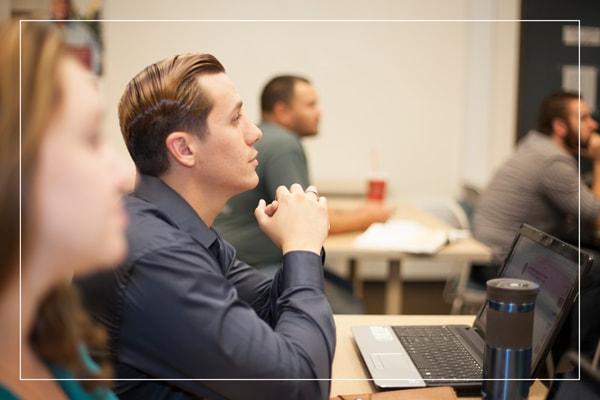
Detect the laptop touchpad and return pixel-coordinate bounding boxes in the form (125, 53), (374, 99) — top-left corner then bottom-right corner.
(371, 353), (409, 370)
(353, 326), (426, 388)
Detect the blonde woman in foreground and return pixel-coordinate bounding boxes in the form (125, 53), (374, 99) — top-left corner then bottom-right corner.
(0, 21), (127, 400)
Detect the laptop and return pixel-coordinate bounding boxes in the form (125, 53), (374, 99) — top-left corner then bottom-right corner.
(352, 224), (592, 394)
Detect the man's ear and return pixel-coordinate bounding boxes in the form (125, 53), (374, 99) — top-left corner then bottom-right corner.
(165, 131), (196, 168)
(272, 101), (292, 124)
(552, 118), (568, 139)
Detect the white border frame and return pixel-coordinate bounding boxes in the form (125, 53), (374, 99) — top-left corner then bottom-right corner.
(18, 18), (583, 385)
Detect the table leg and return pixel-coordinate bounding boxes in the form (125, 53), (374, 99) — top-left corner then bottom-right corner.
(450, 261), (471, 315)
(348, 258), (364, 299)
(384, 260), (402, 314)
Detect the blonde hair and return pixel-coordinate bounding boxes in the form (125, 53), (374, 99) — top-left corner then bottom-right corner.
(118, 53), (225, 176)
(0, 20), (112, 390)
(0, 21), (65, 275)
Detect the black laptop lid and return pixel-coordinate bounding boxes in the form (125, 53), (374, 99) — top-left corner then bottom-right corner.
(473, 224), (593, 372)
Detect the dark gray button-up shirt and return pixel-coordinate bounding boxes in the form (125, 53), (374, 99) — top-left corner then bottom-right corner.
(81, 174), (335, 400)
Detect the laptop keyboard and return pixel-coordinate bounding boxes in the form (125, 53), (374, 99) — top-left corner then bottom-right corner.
(392, 326), (482, 383)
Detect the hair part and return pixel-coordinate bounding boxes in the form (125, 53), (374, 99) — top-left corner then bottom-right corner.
(537, 90), (579, 136)
(119, 53), (225, 177)
(260, 75), (310, 114)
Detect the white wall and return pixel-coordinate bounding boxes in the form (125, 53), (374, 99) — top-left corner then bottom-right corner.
(0, 3), (9, 21)
(461, 0), (520, 191)
(100, 0), (520, 200)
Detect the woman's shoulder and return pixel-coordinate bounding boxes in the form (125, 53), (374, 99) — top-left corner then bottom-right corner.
(49, 364), (117, 400)
(0, 385), (19, 400)
(48, 345), (118, 400)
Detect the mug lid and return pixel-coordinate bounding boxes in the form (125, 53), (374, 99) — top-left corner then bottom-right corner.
(486, 278), (539, 303)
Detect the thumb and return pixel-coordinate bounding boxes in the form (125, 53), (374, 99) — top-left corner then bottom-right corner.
(265, 200), (279, 217)
(254, 199), (269, 225)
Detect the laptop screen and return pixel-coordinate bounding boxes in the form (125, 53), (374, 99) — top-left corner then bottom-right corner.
(474, 225), (582, 369)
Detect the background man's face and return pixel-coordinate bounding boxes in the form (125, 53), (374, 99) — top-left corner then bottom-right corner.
(287, 81), (321, 137)
(564, 100), (598, 150)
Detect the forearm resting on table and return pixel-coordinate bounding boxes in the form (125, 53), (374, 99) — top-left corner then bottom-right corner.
(328, 206), (383, 234)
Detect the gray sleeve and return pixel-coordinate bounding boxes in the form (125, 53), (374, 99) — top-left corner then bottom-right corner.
(540, 157), (600, 221)
(263, 145), (310, 200)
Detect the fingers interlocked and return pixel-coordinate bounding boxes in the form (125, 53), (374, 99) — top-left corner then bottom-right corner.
(305, 185), (320, 200)
(277, 183), (320, 202)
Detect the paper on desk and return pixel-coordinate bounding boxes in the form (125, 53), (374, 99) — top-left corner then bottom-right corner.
(354, 219), (448, 254)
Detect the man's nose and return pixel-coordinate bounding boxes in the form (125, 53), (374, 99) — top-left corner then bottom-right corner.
(247, 123), (262, 144)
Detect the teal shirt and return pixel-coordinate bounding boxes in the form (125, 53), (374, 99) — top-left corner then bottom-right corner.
(214, 122), (310, 267)
(0, 388), (17, 400)
(0, 345), (117, 400)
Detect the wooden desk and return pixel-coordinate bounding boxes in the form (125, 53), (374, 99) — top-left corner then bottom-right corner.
(324, 203), (491, 314)
(331, 314), (548, 399)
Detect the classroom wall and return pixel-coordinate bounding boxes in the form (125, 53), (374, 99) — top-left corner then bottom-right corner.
(0, 2), (9, 20)
(99, 0), (520, 200)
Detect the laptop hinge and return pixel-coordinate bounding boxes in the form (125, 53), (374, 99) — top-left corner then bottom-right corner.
(449, 325), (485, 365)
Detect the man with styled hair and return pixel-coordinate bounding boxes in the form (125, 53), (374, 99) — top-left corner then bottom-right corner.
(82, 54), (335, 400)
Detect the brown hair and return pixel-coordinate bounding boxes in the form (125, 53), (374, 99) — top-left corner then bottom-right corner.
(260, 75), (310, 113)
(0, 20), (111, 390)
(537, 90), (579, 135)
(0, 21), (68, 277)
(118, 53), (225, 176)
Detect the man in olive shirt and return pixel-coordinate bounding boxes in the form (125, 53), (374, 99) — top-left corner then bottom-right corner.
(215, 120), (310, 266)
(215, 75), (393, 269)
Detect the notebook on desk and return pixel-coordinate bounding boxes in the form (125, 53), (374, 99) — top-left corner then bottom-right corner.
(354, 219), (448, 254)
(352, 224), (592, 394)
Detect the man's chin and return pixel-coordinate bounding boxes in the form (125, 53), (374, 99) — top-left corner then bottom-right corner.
(235, 175), (259, 194)
(249, 177), (259, 190)
(564, 134), (588, 154)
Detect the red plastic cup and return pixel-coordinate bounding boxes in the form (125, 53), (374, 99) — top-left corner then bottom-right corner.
(367, 176), (386, 201)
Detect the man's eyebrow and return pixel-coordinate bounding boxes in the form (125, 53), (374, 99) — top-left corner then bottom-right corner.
(230, 101), (243, 114)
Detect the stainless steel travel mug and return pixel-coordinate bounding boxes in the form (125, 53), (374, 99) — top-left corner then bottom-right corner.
(482, 278), (539, 400)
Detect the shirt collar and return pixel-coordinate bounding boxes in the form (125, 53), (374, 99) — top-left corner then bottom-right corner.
(527, 129), (571, 157)
(528, 129), (551, 141)
(133, 174), (218, 249)
(260, 121), (296, 136)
